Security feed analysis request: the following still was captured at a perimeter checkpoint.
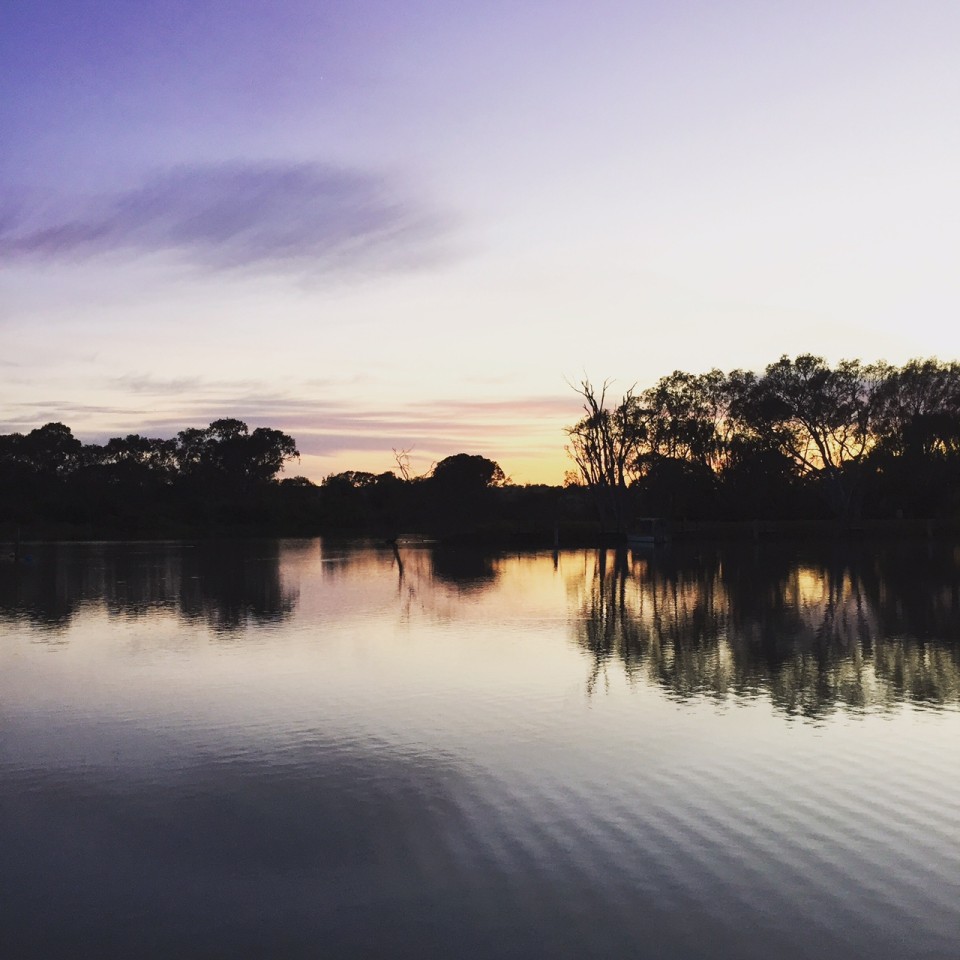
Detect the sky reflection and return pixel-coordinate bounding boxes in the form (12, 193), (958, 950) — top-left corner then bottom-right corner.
(2, 539), (959, 958)
(5, 539), (958, 717)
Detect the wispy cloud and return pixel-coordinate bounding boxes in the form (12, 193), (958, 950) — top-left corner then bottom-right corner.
(112, 374), (207, 396)
(109, 374), (272, 397)
(0, 161), (452, 276)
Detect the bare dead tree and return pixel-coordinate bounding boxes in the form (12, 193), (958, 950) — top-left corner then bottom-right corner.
(392, 446), (436, 482)
(393, 447), (415, 481)
(565, 378), (645, 536)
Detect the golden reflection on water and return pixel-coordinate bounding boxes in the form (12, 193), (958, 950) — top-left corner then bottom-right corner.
(564, 545), (960, 716)
(2, 539), (959, 719)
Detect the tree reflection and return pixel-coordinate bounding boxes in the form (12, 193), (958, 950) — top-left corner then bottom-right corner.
(429, 546), (499, 592)
(570, 545), (960, 715)
(177, 541), (297, 631)
(0, 546), (80, 630)
(0, 541), (297, 635)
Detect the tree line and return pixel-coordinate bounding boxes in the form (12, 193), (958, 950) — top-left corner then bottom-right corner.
(3, 353), (959, 541)
(566, 355), (960, 530)
(0, 420), (550, 539)
(0, 418), (302, 536)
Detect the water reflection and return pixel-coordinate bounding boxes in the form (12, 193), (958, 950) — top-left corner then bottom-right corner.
(570, 544), (960, 715)
(3, 539), (960, 959)
(429, 546), (499, 591)
(0, 540), (297, 633)
(3, 539), (960, 715)
(317, 541), (499, 591)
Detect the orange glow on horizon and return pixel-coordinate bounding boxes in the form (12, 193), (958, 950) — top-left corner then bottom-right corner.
(295, 446), (573, 486)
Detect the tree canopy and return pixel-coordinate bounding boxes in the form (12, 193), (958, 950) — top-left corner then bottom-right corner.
(566, 355), (960, 523)
(431, 454), (506, 492)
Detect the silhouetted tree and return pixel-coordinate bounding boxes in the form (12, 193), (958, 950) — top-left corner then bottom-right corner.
(323, 471), (380, 491)
(98, 435), (177, 479)
(18, 422), (83, 476)
(867, 359), (960, 517)
(733, 355), (885, 520)
(637, 456), (719, 520)
(640, 368), (739, 472)
(566, 356), (960, 525)
(175, 419), (298, 493)
(431, 454), (505, 493)
(565, 379), (644, 535)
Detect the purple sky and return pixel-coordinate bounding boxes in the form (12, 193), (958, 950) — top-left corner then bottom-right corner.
(3, 0), (960, 482)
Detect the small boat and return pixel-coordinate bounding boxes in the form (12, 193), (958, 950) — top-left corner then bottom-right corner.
(626, 518), (670, 545)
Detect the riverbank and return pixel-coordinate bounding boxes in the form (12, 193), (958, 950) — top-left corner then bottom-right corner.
(3, 516), (960, 550)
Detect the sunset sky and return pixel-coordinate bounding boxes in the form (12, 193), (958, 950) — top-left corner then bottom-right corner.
(3, 0), (959, 483)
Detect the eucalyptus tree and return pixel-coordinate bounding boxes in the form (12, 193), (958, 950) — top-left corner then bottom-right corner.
(174, 419), (298, 490)
(15, 422), (83, 477)
(640, 369), (739, 472)
(100, 435), (177, 476)
(737, 355), (885, 520)
(867, 359), (960, 516)
(425, 453), (507, 534)
(431, 453), (506, 492)
(871, 359), (960, 457)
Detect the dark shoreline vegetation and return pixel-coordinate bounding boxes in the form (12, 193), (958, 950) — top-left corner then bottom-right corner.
(3, 354), (960, 545)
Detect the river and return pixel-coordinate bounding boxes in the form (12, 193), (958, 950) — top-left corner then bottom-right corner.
(2, 539), (958, 958)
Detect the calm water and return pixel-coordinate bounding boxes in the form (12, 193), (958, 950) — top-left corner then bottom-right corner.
(2, 539), (959, 959)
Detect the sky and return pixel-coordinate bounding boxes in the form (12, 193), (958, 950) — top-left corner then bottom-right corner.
(2, 0), (960, 483)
